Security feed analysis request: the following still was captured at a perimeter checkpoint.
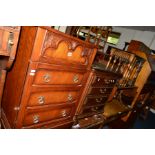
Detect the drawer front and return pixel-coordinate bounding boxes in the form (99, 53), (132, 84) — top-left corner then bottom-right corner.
(92, 76), (116, 87)
(40, 30), (94, 68)
(23, 119), (73, 129)
(40, 121), (73, 129)
(88, 87), (113, 95)
(33, 69), (84, 86)
(0, 26), (20, 55)
(83, 96), (108, 107)
(28, 90), (79, 106)
(77, 114), (105, 129)
(23, 106), (73, 126)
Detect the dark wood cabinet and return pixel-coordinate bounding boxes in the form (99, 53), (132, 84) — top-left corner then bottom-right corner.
(1, 26), (97, 129)
(73, 69), (122, 128)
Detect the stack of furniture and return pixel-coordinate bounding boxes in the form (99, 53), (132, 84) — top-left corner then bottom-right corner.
(73, 39), (155, 129)
(0, 26), (21, 128)
(73, 47), (140, 128)
(1, 26), (155, 129)
(1, 27), (97, 129)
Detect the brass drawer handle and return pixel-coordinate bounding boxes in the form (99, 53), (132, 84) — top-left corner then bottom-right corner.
(62, 110), (67, 117)
(33, 115), (39, 124)
(8, 39), (14, 46)
(97, 77), (100, 82)
(43, 74), (51, 82)
(104, 79), (115, 84)
(7, 32), (14, 51)
(38, 96), (45, 105)
(68, 94), (73, 101)
(104, 79), (110, 84)
(100, 88), (107, 94)
(73, 75), (79, 83)
(95, 98), (102, 103)
(91, 107), (98, 112)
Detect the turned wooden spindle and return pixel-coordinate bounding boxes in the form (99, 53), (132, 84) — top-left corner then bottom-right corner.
(110, 55), (118, 71)
(115, 57), (122, 73)
(105, 54), (113, 70)
(123, 58), (137, 86)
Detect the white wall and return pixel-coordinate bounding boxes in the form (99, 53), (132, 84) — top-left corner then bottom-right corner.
(134, 31), (155, 47)
(112, 27), (136, 49)
(105, 27), (155, 52)
(54, 26), (67, 33)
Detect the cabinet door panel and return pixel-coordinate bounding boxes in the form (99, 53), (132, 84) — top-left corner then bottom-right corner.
(31, 28), (96, 69)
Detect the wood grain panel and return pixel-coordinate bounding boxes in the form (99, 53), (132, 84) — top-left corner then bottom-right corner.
(28, 90), (79, 106)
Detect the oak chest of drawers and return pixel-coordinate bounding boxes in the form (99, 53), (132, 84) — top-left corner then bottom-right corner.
(1, 26), (97, 128)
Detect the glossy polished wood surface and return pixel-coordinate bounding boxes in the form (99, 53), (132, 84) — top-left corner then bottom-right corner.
(73, 69), (122, 128)
(0, 26), (21, 128)
(1, 27), (97, 128)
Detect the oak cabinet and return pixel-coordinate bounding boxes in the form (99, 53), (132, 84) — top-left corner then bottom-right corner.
(1, 27), (97, 129)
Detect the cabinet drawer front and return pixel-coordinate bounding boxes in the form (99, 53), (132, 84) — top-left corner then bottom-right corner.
(92, 76), (116, 87)
(40, 121), (73, 129)
(0, 26), (20, 55)
(77, 114), (104, 129)
(88, 87), (113, 95)
(23, 107), (73, 126)
(28, 90), (79, 106)
(40, 30), (93, 68)
(84, 96), (108, 107)
(33, 69), (84, 86)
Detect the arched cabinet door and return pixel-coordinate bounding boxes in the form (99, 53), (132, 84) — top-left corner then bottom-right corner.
(31, 27), (96, 70)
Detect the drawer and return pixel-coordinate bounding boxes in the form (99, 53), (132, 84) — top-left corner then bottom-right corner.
(39, 30), (95, 68)
(28, 90), (79, 106)
(92, 76), (116, 87)
(83, 95), (108, 107)
(75, 114), (105, 129)
(0, 26), (20, 56)
(23, 118), (73, 129)
(33, 69), (84, 86)
(40, 121), (73, 129)
(88, 87), (113, 95)
(23, 106), (73, 126)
